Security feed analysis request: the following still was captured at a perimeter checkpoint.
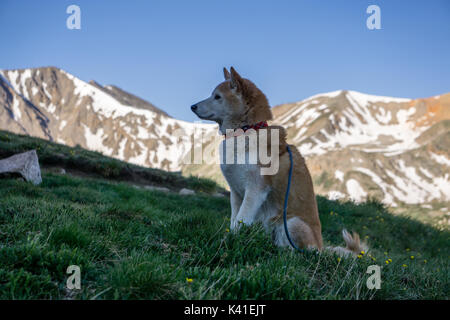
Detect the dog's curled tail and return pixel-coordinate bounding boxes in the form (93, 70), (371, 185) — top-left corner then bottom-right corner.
(326, 229), (368, 257)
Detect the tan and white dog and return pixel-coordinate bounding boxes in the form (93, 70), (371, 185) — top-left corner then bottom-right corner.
(191, 67), (366, 256)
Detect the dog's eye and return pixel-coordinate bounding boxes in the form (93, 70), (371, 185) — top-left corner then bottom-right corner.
(214, 94), (221, 100)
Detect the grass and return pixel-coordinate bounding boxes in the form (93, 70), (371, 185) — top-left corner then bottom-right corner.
(0, 130), (218, 194)
(0, 173), (448, 299)
(0, 130), (449, 299)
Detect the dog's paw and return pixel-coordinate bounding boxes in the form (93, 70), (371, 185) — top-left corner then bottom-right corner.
(230, 218), (244, 231)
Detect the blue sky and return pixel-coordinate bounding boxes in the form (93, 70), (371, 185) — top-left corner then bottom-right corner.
(1, 0), (449, 121)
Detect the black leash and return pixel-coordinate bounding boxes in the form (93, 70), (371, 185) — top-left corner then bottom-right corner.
(283, 145), (304, 253)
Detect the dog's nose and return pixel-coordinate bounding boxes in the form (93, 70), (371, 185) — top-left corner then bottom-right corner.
(191, 105), (198, 111)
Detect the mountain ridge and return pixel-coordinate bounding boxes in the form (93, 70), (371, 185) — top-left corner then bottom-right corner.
(1, 66), (449, 208)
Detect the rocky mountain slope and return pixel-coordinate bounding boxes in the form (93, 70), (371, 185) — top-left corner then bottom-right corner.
(271, 90), (450, 206)
(1, 66), (449, 207)
(0, 67), (214, 171)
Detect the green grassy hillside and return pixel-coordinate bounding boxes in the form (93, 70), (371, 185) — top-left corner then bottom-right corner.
(0, 131), (448, 299)
(0, 130), (218, 194)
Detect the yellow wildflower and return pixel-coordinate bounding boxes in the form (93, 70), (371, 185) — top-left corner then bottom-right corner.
(186, 278), (193, 283)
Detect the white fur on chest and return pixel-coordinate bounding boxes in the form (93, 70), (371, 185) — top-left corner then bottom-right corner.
(220, 140), (275, 229)
(221, 163), (261, 197)
(219, 139), (264, 196)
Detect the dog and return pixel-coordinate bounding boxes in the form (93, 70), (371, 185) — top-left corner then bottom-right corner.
(191, 67), (366, 256)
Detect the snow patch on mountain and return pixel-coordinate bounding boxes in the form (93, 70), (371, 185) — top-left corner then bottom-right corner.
(335, 170), (344, 182)
(304, 90), (343, 102)
(327, 190), (346, 200)
(346, 179), (367, 202)
(346, 90), (411, 106)
(11, 98), (22, 120)
(82, 124), (114, 155)
(431, 153), (450, 167)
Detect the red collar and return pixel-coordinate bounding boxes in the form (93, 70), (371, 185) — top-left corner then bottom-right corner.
(223, 121), (268, 138)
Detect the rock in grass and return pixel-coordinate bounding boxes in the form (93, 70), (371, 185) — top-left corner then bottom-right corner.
(0, 150), (42, 185)
(213, 192), (226, 198)
(144, 185), (170, 193)
(179, 188), (195, 195)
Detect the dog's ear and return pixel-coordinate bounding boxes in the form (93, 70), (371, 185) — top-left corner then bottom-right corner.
(223, 67), (231, 80)
(229, 66), (243, 90)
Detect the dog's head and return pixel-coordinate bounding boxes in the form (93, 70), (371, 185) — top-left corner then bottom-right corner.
(191, 67), (272, 134)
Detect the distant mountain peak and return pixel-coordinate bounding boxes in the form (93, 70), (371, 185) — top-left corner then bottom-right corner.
(0, 66), (213, 171)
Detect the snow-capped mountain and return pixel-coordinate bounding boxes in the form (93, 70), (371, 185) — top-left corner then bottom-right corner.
(0, 66), (215, 171)
(1, 66), (449, 207)
(271, 90), (450, 206)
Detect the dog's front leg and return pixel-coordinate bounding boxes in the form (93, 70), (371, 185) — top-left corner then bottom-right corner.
(232, 188), (269, 230)
(229, 189), (242, 229)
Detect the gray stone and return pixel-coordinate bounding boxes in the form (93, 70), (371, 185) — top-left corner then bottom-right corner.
(212, 192), (226, 198)
(0, 150), (42, 185)
(179, 188), (195, 195)
(144, 185), (170, 193)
